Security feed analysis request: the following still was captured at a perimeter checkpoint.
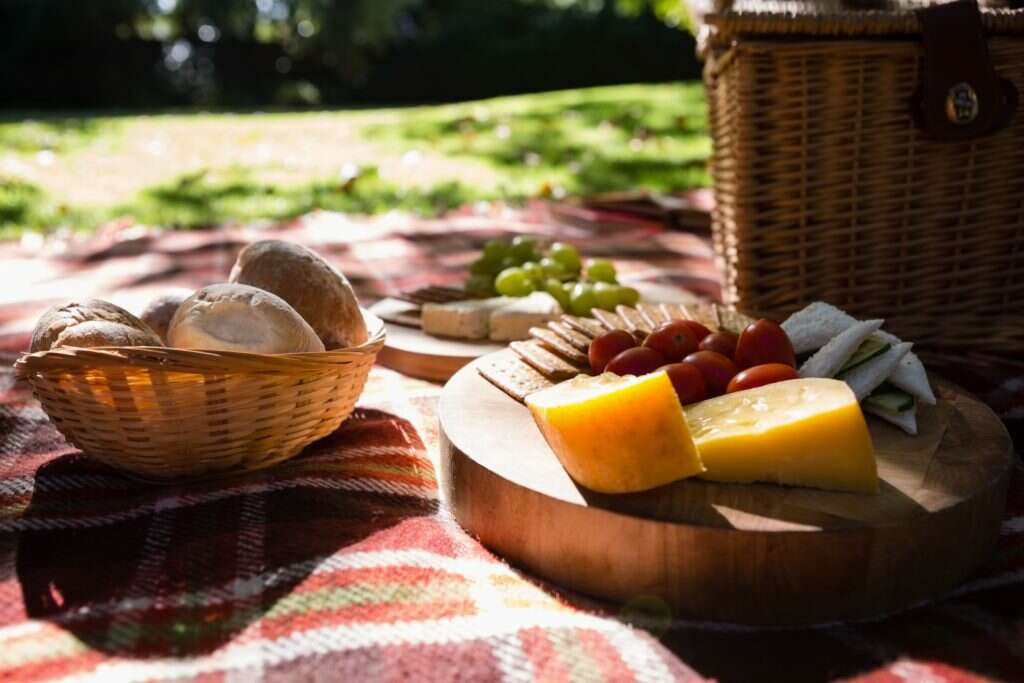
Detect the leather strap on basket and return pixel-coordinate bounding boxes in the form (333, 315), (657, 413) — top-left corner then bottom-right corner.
(912, 0), (1018, 141)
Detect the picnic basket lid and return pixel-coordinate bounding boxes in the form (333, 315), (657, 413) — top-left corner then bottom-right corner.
(702, 0), (1024, 38)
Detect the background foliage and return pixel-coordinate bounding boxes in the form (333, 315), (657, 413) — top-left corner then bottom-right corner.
(1, 0), (698, 109)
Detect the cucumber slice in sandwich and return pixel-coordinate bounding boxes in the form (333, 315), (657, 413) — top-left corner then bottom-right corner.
(783, 302), (935, 405)
(864, 385), (914, 414)
(839, 334), (890, 374)
(838, 341), (913, 401)
(800, 319), (883, 378)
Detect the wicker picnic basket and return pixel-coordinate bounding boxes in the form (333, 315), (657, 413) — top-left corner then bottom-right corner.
(700, 0), (1024, 362)
(14, 310), (385, 481)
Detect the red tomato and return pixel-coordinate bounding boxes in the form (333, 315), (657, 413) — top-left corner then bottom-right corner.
(726, 363), (800, 393)
(698, 331), (739, 359)
(678, 320), (712, 342)
(588, 330), (637, 373)
(606, 347), (666, 376)
(733, 319), (796, 369)
(642, 321), (700, 363)
(682, 350), (738, 397)
(659, 363), (707, 405)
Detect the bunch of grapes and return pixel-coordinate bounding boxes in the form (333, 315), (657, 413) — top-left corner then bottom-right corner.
(465, 237), (639, 315)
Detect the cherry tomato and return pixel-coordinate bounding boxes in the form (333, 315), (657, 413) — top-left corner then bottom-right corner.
(588, 330), (637, 373)
(606, 347), (666, 376)
(659, 363), (707, 405)
(678, 320), (712, 342)
(733, 319), (796, 369)
(698, 330), (739, 359)
(726, 363), (800, 393)
(642, 321), (700, 363)
(682, 350), (739, 397)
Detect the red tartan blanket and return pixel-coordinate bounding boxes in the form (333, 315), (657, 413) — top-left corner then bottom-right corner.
(1, 202), (1022, 682)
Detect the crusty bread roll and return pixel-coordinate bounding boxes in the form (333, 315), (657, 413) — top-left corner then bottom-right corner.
(31, 299), (162, 352)
(139, 289), (191, 343)
(53, 320), (163, 349)
(167, 283), (325, 353)
(229, 240), (368, 349)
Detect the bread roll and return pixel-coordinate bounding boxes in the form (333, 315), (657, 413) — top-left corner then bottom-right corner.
(139, 289), (191, 343)
(53, 321), (163, 349)
(229, 240), (368, 349)
(167, 283), (325, 353)
(31, 299), (161, 352)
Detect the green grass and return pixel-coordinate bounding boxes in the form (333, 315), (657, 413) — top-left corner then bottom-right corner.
(0, 83), (710, 238)
(365, 83), (710, 197)
(125, 166), (476, 227)
(0, 116), (114, 154)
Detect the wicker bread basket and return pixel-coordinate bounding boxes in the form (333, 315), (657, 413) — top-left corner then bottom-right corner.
(700, 0), (1024, 361)
(14, 310), (385, 481)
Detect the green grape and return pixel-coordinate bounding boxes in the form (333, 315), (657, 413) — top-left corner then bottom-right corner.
(469, 255), (502, 276)
(495, 267), (534, 297)
(549, 242), (582, 273)
(510, 236), (539, 264)
(618, 286), (640, 307)
(585, 259), (617, 283)
(544, 278), (571, 310)
(465, 273), (497, 298)
(522, 261), (545, 285)
(499, 255), (517, 271)
(539, 257), (568, 280)
(594, 282), (620, 311)
(569, 282), (598, 316)
(483, 239), (510, 262)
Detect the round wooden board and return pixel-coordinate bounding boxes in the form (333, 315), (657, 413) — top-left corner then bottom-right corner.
(369, 299), (505, 382)
(377, 321), (506, 383)
(438, 352), (1014, 626)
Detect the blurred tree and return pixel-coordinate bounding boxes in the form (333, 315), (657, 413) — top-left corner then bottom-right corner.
(0, 0), (699, 109)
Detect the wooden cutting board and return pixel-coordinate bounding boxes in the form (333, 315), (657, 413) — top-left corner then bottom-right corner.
(438, 351), (1014, 626)
(369, 298), (505, 382)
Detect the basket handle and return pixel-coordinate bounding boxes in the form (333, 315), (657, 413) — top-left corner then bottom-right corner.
(911, 0), (1018, 141)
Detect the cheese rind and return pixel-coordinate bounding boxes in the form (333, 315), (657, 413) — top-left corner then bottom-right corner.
(685, 378), (878, 494)
(527, 372), (705, 493)
(489, 292), (563, 341)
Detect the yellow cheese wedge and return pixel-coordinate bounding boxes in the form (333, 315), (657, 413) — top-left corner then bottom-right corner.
(526, 371), (705, 493)
(684, 378), (878, 494)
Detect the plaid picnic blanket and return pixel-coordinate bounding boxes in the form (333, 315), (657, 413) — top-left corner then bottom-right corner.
(1, 201), (1022, 682)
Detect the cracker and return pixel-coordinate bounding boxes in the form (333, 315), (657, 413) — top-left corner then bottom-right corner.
(615, 305), (653, 334)
(546, 321), (592, 351)
(658, 302), (689, 322)
(478, 351), (554, 403)
(683, 301), (720, 329)
(715, 304), (756, 334)
(591, 308), (626, 332)
(637, 303), (670, 329)
(395, 285), (467, 306)
(529, 327), (589, 366)
(562, 315), (606, 338)
(510, 340), (585, 381)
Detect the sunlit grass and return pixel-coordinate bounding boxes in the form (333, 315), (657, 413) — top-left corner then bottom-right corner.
(0, 83), (710, 237)
(363, 83), (710, 197)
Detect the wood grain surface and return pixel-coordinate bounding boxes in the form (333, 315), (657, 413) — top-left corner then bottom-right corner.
(370, 299), (504, 382)
(438, 351), (1014, 626)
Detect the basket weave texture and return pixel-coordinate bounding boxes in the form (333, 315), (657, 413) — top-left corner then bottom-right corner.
(14, 311), (385, 481)
(703, 2), (1024, 360)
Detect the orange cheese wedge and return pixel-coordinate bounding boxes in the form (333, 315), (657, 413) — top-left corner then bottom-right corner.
(526, 371), (705, 493)
(684, 378), (878, 494)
